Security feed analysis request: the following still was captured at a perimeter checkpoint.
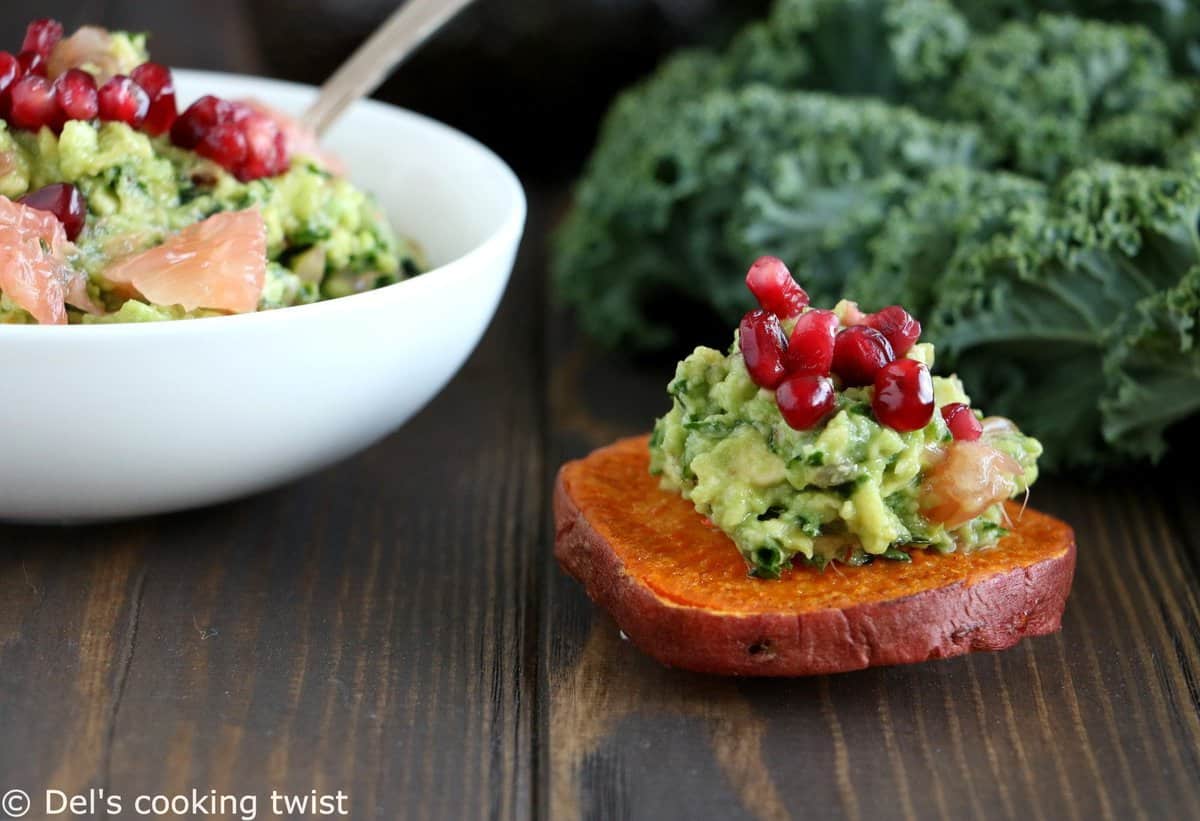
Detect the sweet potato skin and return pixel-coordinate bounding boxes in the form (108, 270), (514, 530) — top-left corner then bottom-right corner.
(554, 436), (1076, 676)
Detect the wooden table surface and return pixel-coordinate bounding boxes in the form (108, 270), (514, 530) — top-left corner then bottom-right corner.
(3, 7), (1200, 821)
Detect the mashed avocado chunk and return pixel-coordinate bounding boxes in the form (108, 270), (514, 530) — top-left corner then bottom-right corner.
(0, 119), (423, 323)
(650, 314), (1042, 578)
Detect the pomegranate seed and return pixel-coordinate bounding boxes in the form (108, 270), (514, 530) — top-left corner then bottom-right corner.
(21, 19), (63, 57)
(872, 359), (935, 432)
(866, 305), (922, 356)
(784, 309), (839, 376)
(169, 96), (289, 180)
(8, 73), (59, 130)
(131, 62), (176, 135)
(129, 61), (170, 96)
(776, 375), (837, 430)
(16, 49), (45, 77)
(97, 75), (149, 126)
(268, 128), (289, 175)
(197, 122), (248, 167)
(142, 94), (178, 136)
(739, 309), (789, 389)
(18, 182), (86, 240)
(227, 102), (254, 124)
(0, 51), (18, 90)
(235, 109), (286, 180)
(17, 50), (46, 77)
(941, 402), (983, 442)
(832, 326), (894, 387)
(53, 68), (98, 121)
(745, 255), (809, 319)
(0, 51), (18, 116)
(170, 95), (228, 149)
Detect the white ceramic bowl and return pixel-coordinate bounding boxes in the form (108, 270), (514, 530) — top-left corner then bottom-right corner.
(0, 70), (525, 522)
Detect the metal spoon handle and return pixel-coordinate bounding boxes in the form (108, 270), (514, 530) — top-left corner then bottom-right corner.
(302, 0), (475, 137)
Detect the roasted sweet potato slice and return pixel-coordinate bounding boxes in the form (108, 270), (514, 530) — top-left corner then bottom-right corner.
(554, 435), (1076, 676)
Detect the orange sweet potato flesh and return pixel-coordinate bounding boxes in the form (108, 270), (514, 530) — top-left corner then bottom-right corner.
(554, 435), (1076, 676)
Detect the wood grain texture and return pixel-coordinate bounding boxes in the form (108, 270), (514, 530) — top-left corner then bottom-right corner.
(0, 239), (545, 820)
(0, 12), (546, 805)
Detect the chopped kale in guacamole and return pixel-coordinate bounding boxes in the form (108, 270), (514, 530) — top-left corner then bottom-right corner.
(651, 294), (1042, 578)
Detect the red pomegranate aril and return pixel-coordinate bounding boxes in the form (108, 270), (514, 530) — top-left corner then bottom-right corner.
(167, 96), (290, 180)
(21, 19), (64, 57)
(8, 74), (59, 130)
(129, 61), (171, 96)
(867, 305), (922, 356)
(233, 134), (287, 180)
(17, 50), (46, 77)
(97, 75), (149, 126)
(776, 375), (837, 430)
(873, 359), (935, 432)
(784, 309), (839, 376)
(0, 51), (19, 91)
(268, 129), (289, 175)
(941, 402), (983, 442)
(832, 326), (894, 387)
(235, 109), (286, 180)
(0, 52), (18, 117)
(739, 309), (789, 389)
(54, 68), (98, 121)
(131, 62), (177, 135)
(745, 255), (809, 319)
(170, 95), (227, 149)
(142, 95), (177, 135)
(18, 182), (87, 241)
(197, 122), (248, 167)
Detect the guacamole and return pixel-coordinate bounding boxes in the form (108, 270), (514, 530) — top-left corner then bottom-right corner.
(0, 119), (422, 324)
(0, 23), (424, 324)
(650, 292), (1042, 578)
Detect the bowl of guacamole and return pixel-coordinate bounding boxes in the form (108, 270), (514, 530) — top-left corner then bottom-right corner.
(0, 27), (525, 520)
(0, 26), (428, 323)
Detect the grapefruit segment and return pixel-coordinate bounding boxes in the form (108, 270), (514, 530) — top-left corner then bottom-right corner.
(0, 195), (93, 324)
(46, 26), (135, 82)
(102, 209), (267, 314)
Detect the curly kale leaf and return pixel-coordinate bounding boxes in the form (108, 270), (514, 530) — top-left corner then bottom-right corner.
(851, 166), (1047, 317)
(721, 0), (969, 101)
(715, 5), (1198, 182)
(957, 0), (1200, 76)
(553, 85), (986, 349)
(928, 162), (1200, 467)
(1102, 265), (1200, 461)
(941, 15), (1199, 181)
(553, 0), (1200, 469)
(553, 1), (1200, 353)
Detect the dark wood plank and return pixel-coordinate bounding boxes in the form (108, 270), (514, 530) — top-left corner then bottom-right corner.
(543, 309), (1200, 821)
(0, 8), (542, 817)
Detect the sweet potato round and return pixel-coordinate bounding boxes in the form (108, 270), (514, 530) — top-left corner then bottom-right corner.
(554, 435), (1076, 676)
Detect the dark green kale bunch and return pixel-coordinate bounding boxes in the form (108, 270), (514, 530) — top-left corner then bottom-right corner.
(552, 0), (1200, 468)
(555, 85), (986, 348)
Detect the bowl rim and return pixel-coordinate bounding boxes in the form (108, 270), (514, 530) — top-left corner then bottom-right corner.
(0, 69), (527, 337)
